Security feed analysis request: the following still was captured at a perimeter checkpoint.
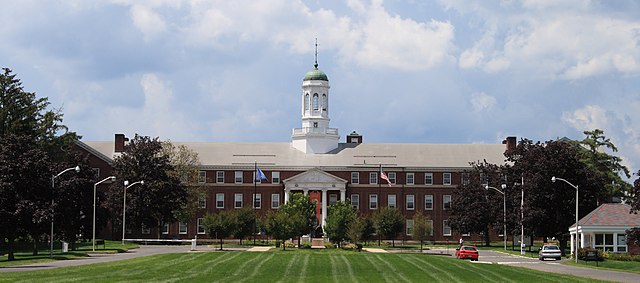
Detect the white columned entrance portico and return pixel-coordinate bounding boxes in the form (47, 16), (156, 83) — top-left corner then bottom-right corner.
(282, 168), (348, 230)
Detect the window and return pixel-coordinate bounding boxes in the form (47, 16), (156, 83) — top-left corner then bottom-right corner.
(425, 173), (433, 185)
(388, 172), (396, 184)
(370, 172), (378, 185)
(480, 173), (488, 186)
(272, 172), (280, 184)
(617, 234), (627, 252)
(142, 224), (150, 234)
(179, 222), (187, 234)
(427, 220), (434, 236)
(369, 194), (378, 210)
(406, 195), (415, 210)
(443, 173), (452, 185)
(595, 233), (618, 252)
(197, 218), (205, 234)
(388, 194), (396, 208)
(271, 194), (280, 209)
(253, 193), (261, 209)
(462, 173), (470, 186)
(234, 193), (243, 208)
(443, 195), (452, 210)
(198, 195), (206, 208)
(351, 194), (359, 209)
(406, 219), (414, 235)
(216, 193), (224, 208)
(304, 94), (309, 111)
(235, 171), (243, 184)
(406, 173), (414, 185)
(328, 194), (337, 206)
(161, 223), (169, 234)
(425, 195), (434, 210)
(351, 172), (359, 184)
(216, 171), (225, 183)
(443, 220), (452, 236)
(322, 94), (327, 111)
(313, 122), (318, 128)
(312, 94), (319, 110)
(198, 170), (206, 183)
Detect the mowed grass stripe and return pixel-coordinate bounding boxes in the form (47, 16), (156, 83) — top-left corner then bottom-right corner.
(396, 255), (441, 282)
(237, 253), (275, 283)
(276, 252), (300, 283)
(374, 254), (412, 283)
(410, 254), (462, 282)
(338, 254), (358, 283)
(446, 259), (508, 283)
(329, 253), (340, 282)
(363, 253), (393, 282)
(213, 252), (267, 283)
(164, 252), (239, 282)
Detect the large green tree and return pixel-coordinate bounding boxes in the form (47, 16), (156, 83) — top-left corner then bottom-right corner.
(105, 135), (188, 238)
(373, 207), (404, 247)
(233, 207), (256, 245)
(324, 201), (357, 247)
(264, 210), (297, 250)
(412, 211), (433, 252)
(203, 210), (237, 250)
(630, 170), (640, 213)
(161, 141), (204, 225)
(279, 193), (316, 246)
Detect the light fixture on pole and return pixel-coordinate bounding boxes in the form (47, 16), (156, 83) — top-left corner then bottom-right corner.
(552, 176), (579, 264)
(122, 180), (144, 245)
(93, 176), (116, 251)
(50, 165), (80, 258)
(514, 177), (525, 255)
(485, 184), (507, 251)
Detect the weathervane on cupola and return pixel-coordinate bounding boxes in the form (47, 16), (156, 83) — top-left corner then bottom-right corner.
(291, 38), (339, 154)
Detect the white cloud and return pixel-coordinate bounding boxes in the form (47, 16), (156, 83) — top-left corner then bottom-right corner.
(470, 92), (497, 112)
(561, 105), (609, 131)
(129, 4), (167, 40)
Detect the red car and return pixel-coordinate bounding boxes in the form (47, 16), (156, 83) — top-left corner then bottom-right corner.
(455, 245), (479, 261)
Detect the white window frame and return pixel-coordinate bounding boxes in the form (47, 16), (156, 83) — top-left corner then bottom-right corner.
(253, 193), (261, 209)
(198, 195), (206, 208)
(443, 220), (452, 236)
(406, 219), (414, 236)
(427, 220), (434, 236)
(351, 194), (359, 209)
(425, 173), (433, 185)
(406, 173), (414, 185)
(234, 193), (243, 208)
(216, 171), (225, 183)
(388, 194), (396, 208)
(161, 222), (169, 235)
(406, 194), (415, 210)
(272, 172), (280, 184)
(369, 194), (378, 210)
(351, 172), (359, 184)
(179, 222), (187, 234)
(443, 173), (452, 185)
(216, 193), (224, 209)
(425, 195), (434, 210)
(235, 171), (243, 184)
(198, 170), (206, 183)
(443, 195), (452, 210)
(271, 194), (280, 209)
(388, 172), (396, 184)
(370, 172), (378, 185)
(197, 218), (205, 234)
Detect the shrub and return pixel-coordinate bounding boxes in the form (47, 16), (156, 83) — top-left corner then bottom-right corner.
(299, 242), (312, 249)
(577, 248), (603, 261)
(606, 252), (640, 262)
(341, 243), (357, 250)
(324, 242), (335, 249)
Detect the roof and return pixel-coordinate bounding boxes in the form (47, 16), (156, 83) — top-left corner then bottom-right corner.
(80, 140), (507, 170)
(303, 67), (328, 81)
(574, 203), (640, 227)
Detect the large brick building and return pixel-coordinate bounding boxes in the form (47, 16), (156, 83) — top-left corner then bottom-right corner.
(75, 61), (513, 243)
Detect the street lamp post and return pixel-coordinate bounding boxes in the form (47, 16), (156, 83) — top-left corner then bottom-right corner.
(552, 176), (579, 264)
(486, 184), (507, 250)
(122, 180), (144, 245)
(93, 176), (116, 251)
(50, 166), (80, 258)
(515, 177), (525, 255)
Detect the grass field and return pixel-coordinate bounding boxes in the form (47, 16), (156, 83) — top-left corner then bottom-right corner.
(0, 249), (607, 283)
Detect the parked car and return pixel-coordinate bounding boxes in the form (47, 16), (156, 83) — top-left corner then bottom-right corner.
(455, 245), (479, 261)
(538, 244), (562, 260)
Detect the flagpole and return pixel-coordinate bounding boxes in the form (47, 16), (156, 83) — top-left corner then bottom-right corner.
(378, 163), (382, 246)
(253, 161), (257, 245)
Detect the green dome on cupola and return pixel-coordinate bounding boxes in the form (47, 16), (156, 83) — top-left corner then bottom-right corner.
(303, 66), (328, 81)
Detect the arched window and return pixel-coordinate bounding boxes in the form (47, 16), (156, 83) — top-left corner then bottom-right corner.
(322, 94), (327, 111)
(304, 94), (309, 111)
(312, 94), (319, 110)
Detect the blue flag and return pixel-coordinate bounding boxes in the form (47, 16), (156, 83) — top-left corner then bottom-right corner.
(256, 167), (268, 182)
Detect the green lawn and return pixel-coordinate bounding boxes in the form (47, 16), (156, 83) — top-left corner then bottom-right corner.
(0, 250), (607, 282)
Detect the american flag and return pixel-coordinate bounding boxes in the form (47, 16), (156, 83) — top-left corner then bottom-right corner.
(380, 171), (392, 187)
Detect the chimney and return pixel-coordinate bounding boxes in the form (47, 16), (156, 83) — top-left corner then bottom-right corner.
(347, 131), (363, 144)
(115, 134), (129, 153)
(502, 136), (516, 153)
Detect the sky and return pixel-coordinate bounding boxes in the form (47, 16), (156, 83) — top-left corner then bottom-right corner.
(1, 0), (639, 178)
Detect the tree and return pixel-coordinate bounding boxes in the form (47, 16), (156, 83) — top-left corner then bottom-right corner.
(346, 217), (365, 249)
(279, 193), (316, 246)
(162, 141), (205, 226)
(203, 211), (237, 250)
(264, 210), (297, 250)
(233, 207), (256, 245)
(412, 212), (432, 252)
(361, 216), (376, 246)
(449, 161), (504, 246)
(630, 170), (640, 213)
(373, 207), (404, 247)
(105, 135), (188, 238)
(324, 201), (356, 247)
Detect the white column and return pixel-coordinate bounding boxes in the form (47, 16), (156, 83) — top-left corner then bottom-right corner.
(284, 189), (289, 204)
(321, 190), (327, 228)
(303, 189), (309, 196)
(570, 231), (575, 255)
(340, 189), (345, 202)
(580, 231), (585, 250)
